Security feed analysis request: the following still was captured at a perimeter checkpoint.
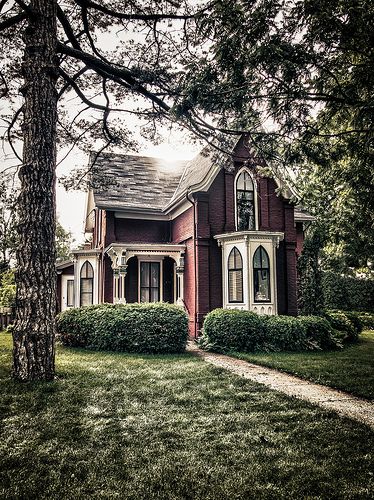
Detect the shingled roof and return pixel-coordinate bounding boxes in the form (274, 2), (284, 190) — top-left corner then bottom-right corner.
(89, 144), (301, 214)
(92, 153), (187, 212)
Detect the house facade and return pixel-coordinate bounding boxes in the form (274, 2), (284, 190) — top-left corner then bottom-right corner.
(57, 137), (311, 336)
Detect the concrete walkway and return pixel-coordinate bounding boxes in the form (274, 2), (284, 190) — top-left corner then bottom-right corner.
(187, 343), (374, 429)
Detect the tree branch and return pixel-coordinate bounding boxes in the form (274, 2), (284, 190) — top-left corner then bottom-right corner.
(57, 42), (171, 112)
(73, 0), (198, 22)
(0, 11), (27, 31)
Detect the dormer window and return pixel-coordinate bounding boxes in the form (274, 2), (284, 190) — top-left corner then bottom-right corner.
(236, 169), (256, 230)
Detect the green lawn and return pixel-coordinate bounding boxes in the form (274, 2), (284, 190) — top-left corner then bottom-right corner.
(230, 331), (374, 400)
(1, 333), (374, 499)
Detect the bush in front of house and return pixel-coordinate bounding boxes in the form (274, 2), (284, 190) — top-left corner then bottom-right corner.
(324, 309), (361, 343)
(56, 302), (188, 354)
(296, 315), (338, 350)
(200, 309), (340, 353)
(201, 308), (266, 352)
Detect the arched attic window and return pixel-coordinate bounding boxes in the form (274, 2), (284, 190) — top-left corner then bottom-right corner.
(80, 261), (94, 306)
(228, 247), (243, 303)
(253, 246), (270, 302)
(236, 169), (256, 230)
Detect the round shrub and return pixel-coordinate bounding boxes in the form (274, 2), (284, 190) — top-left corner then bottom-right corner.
(262, 315), (308, 351)
(202, 309), (266, 352)
(56, 302), (188, 354)
(324, 310), (358, 342)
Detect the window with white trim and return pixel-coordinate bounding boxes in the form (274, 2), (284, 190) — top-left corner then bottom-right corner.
(140, 261), (160, 302)
(228, 247), (243, 303)
(80, 261), (94, 306)
(253, 246), (270, 302)
(67, 279), (74, 307)
(236, 170), (255, 230)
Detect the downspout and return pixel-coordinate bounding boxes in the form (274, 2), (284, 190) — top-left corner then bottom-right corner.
(186, 190), (198, 338)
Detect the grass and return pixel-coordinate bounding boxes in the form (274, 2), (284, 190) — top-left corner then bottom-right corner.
(230, 331), (374, 400)
(1, 332), (374, 499)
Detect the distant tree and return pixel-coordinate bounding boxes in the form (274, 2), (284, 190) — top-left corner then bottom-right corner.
(0, 173), (17, 271)
(55, 221), (73, 262)
(0, 269), (16, 308)
(297, 226), (325, 316)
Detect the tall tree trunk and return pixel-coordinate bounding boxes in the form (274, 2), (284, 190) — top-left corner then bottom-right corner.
(12, 0), (58, 381)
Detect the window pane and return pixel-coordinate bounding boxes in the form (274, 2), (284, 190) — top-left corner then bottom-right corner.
(150, 288), (159, 302)
(67, 280), (74, 307)
(254, 270), (270, 301)
(151, 263), (160, 287)
(237, 194), (255, 230)
(261, 248), (270, 268)
(81, 278), (92, 293)
(253, 248), (262, 268)
(229, 270), (243, 302)
(140, 288), (149, 302)
(140, 262), (150, 287)
(81, 261), (93, 279)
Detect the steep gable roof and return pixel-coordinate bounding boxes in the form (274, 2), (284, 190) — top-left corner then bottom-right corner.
(91, 153), (187, 212)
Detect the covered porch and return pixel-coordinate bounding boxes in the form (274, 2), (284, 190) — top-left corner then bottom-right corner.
(105, 243), (186, 305)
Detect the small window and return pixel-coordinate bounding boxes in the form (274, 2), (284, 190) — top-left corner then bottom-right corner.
(228, 247), (243, 303)
(67, 279), (74, 307)
(253, 246), (270, 302)
(80, 261), (94, 307)
(236, 170), (256, 230)
(140, 262), (160, 302)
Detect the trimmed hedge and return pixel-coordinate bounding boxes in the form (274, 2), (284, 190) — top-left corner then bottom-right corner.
(201, 309), (266, 352)
(200, 309), (339, 353)
(56, 303), (188, 354)
(322, 271), (374, 312)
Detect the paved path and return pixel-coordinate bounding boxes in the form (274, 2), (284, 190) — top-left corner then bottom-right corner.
(187, 343), (374, 428)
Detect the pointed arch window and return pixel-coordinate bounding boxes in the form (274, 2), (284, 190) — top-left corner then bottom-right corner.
(253, 246), (270, 302)
(228, 247), (243, 303)
(236, 170), (256, 230)
(80, 261), (94, 306)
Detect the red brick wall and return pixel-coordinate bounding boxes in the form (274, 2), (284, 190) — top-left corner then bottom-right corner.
(171, 206), (193, 242)
(115, 218), (170, 243)
(296, 222), (304, 256)
(171, 206), (195, 335)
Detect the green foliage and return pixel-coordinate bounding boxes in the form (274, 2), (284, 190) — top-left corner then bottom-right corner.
(322, 271), (374, 312)
(201, 309), (339, 353)
(231, 331), (374, 400)
(324, 310), (360, 343)
(56, 303), (188, 354)
(0, 269), (15, 308)
(55, 220), (74, 262)
(297, 227), (325, 315)
(355, 311), (374, 331)
(200, 309), (266, 352)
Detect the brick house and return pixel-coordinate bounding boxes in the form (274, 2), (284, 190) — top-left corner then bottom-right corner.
(57, 137), (312, 337)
